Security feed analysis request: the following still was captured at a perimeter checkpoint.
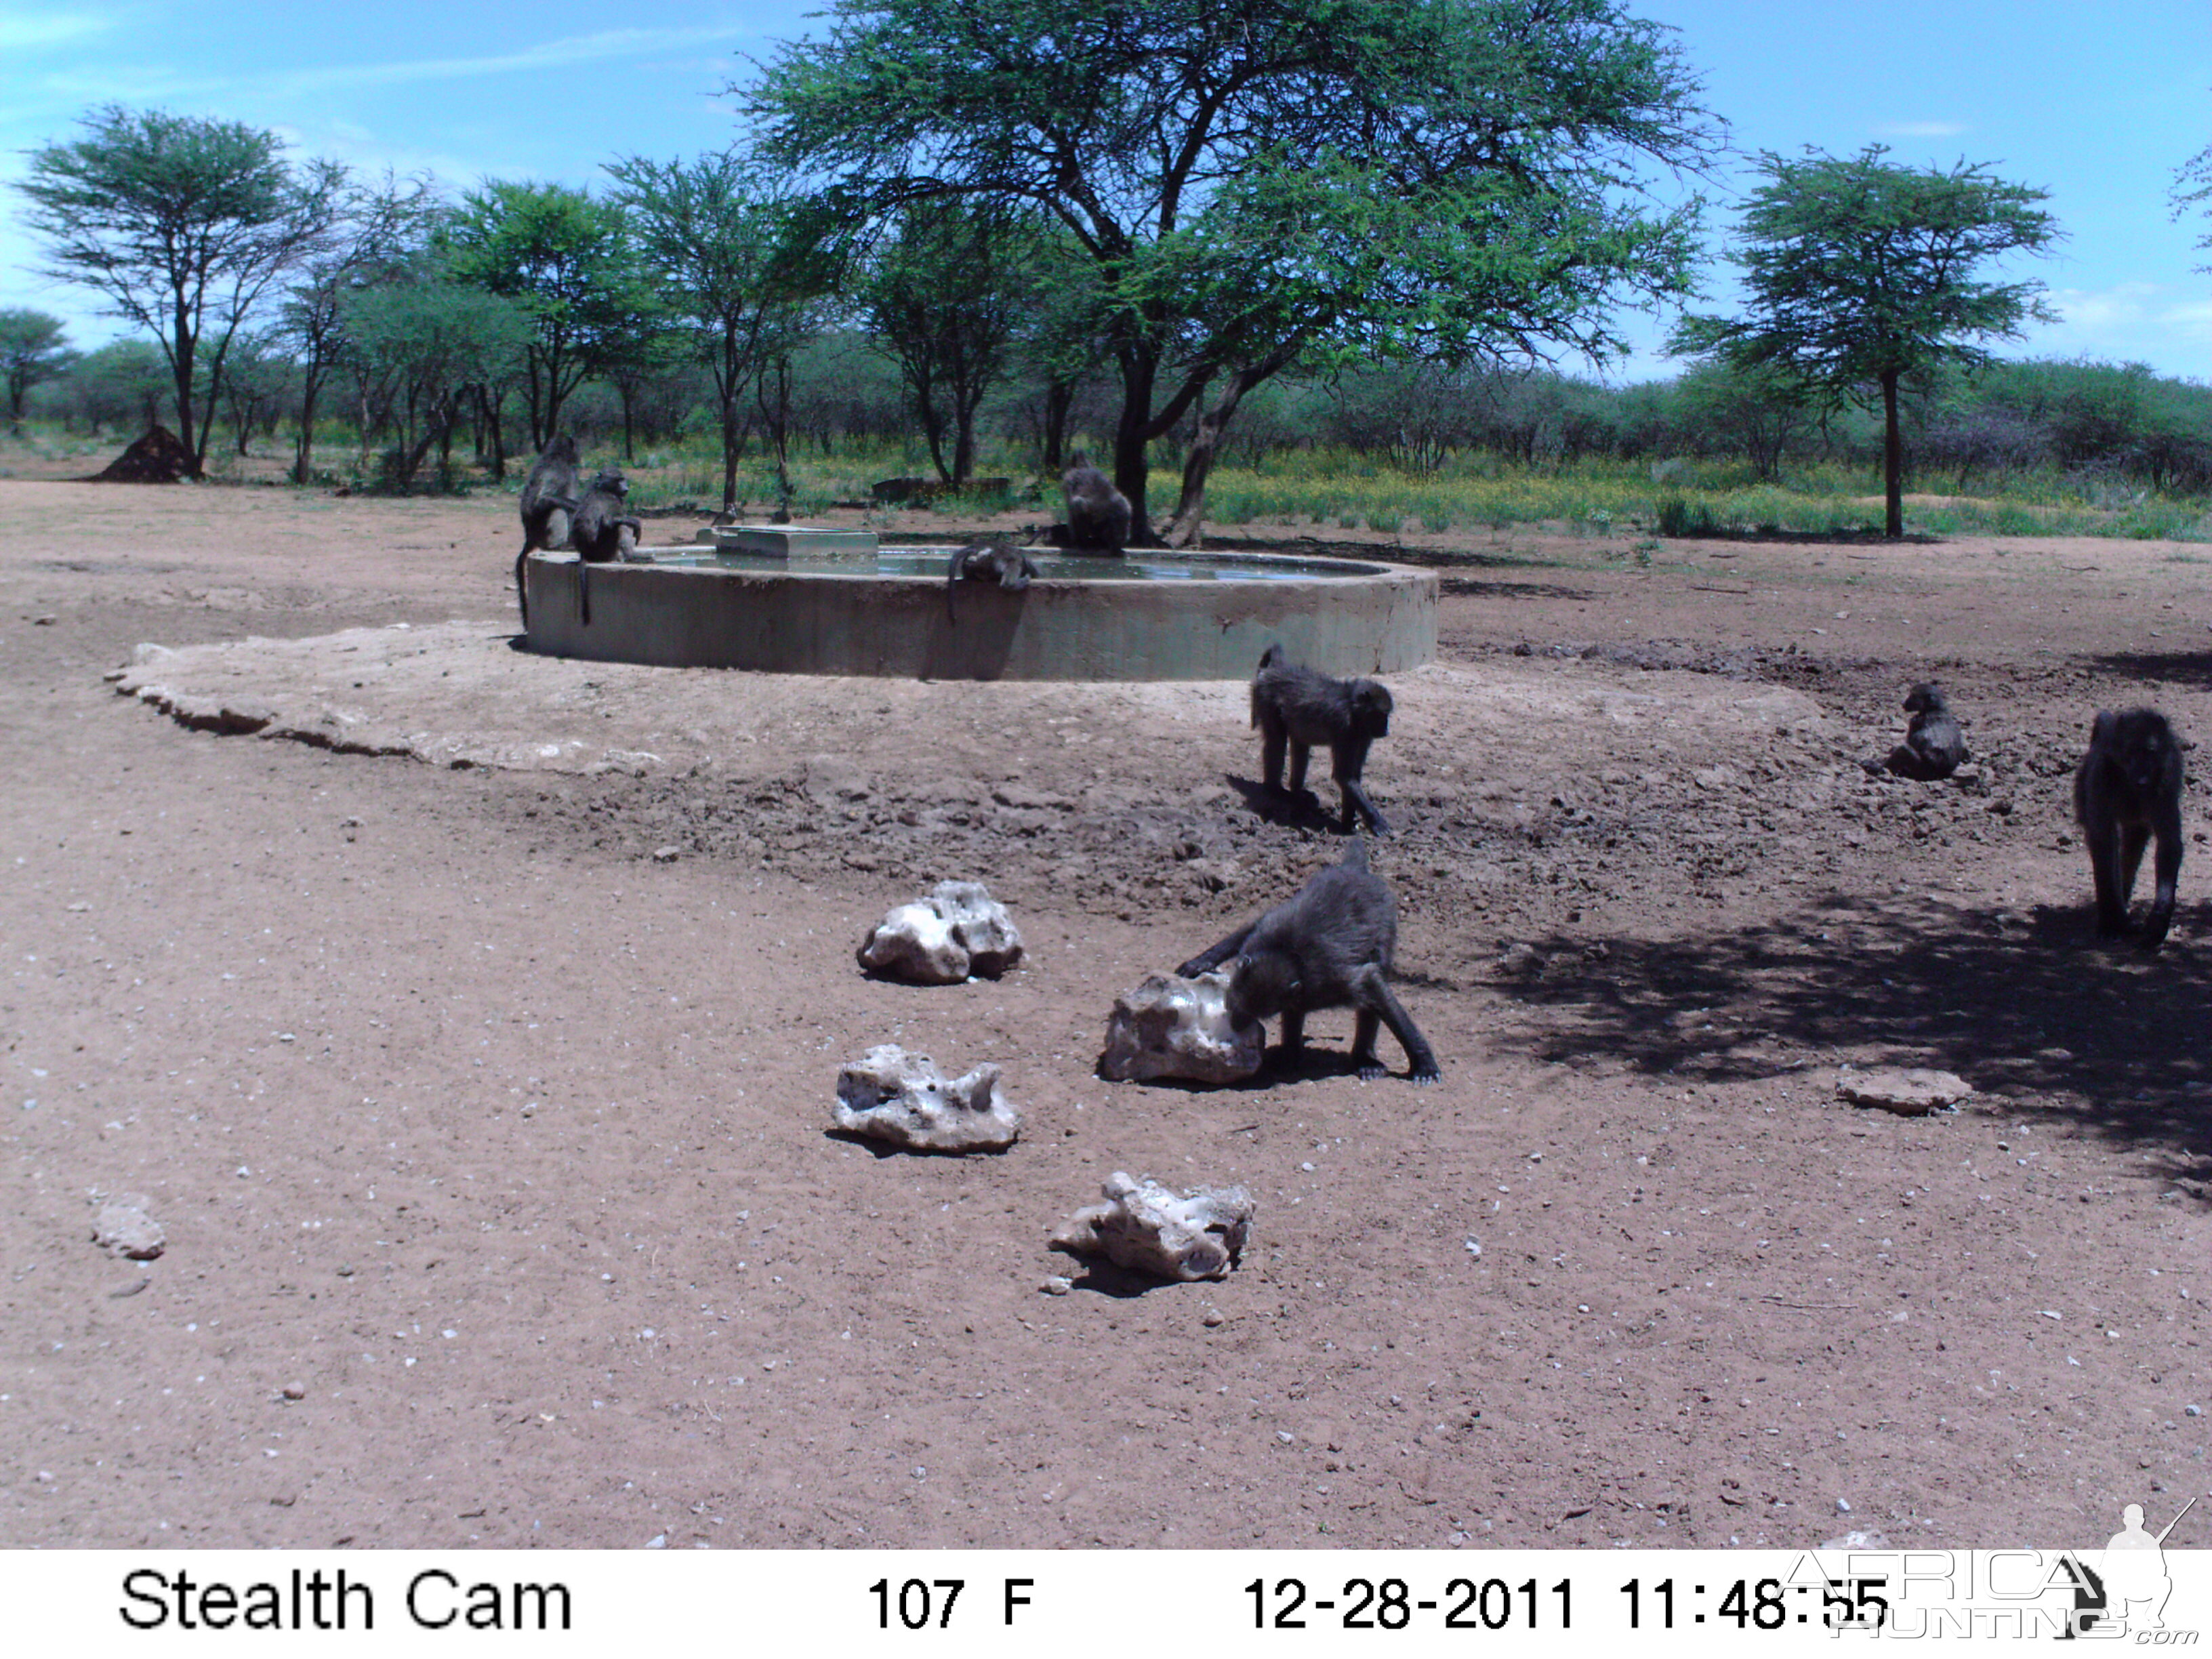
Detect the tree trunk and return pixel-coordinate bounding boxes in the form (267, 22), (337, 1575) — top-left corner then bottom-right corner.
(1110, 352), (1159, 544)
(1162, 367), (1265, 548)
(952, 409), (975, 487)
(1882, 369), (1903, 539)
(293, 377), (320, 485)
(1040, 378), (1072, 470)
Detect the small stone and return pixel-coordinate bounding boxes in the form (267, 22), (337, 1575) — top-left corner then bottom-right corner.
(1051, 1171), (1254, 1282)
(651, 846), (680, 863)
(91, 1195), (165, 1261)
(1099, 971), (1263, 1084)
(644, 1534), (666, 1549)
(2189, 1405), (2203, 1417)
(281, 1383), (306, 1401)
(1040, 1275), (1073, 1296)
(1836, 1498), (1852, 1514)
(857, 880), (1023, 984)
(1495, 941), (1543, 978)
(832, 1044), (1021, 1152)
(1202, 1308), (1225, 1327)
(1837, 1066), (1973, 1115)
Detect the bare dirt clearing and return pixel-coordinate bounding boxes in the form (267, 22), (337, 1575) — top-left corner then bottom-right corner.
(2, 479), (2209, 1551)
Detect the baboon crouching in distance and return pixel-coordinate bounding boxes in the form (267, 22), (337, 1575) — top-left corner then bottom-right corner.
(1250, 644), (1395, 834)
(1055, 451), (1132, 552)
(2074, 707), (2186, 949)
(515, 434), (582, 629)
(569, 468), (645, 626)
(1885, 682), (1969, 780)
(945, 537), (1040, 621)
(1176, 838), (1439, 1083)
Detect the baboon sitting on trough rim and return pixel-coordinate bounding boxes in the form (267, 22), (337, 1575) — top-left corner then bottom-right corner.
(2073, 706), (2186, 950)
(514, 434), (582, 630)
(1176, 837), (1439, 1083)
(569, 468), (646, 626)
(1250, 644), (1395, 834)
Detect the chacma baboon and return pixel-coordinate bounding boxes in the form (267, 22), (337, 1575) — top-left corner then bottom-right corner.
(945, 538), (1040, 621)
(2074, 707), (2186, 949)
(569, 468), (645, 626)
(1885, 682), (1969, 780)
(1059, 451), (1132, 552)
(515, 434), (581, 629)
(1250, 644), (1395, 834)
(1176, 838), (1439, 1083)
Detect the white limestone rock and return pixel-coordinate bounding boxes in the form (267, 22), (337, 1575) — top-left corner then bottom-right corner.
(833, 1044), (1021, 1152)
(1836, 1065), (1974, 1115)
(1052, 1172), (1254, 1282)
(1099, 970), (1263, 1084)
(92, 1193), (165, 1261)
(857, 880), (1023, 983)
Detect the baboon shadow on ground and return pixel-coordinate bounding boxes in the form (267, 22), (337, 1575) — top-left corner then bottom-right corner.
(1481, 890), (2212, 1182)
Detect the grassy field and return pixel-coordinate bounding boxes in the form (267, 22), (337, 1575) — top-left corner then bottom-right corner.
(11, 424), (2211, 542)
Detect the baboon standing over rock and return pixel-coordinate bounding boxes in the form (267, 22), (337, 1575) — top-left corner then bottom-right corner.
(1885, 682), (1969, 780)
(2074, 707), (2186, 949)
(570, 468), (645, 626)
(515, 434), (582, 630)
(1175, 838), (1439, 1083)
(1057, 451), (1132, 551)
(1250, 644), (1395, 834)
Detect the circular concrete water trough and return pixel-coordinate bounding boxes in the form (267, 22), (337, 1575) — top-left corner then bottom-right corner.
(522, 540), (1436, 681)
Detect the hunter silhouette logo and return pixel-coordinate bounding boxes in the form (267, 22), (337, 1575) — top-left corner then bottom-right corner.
(2095, 1496), (2197, 1635)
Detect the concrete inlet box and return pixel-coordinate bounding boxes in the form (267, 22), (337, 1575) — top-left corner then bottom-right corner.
(692, 525), (880, 558)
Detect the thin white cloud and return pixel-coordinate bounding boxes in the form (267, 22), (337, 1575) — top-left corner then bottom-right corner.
(0, 9), (112, 49)
(262, 26), (752, 96)
(1875, 122), (1967, 138)
(26, 24), (753, 109)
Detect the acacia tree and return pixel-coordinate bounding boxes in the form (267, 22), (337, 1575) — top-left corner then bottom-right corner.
(746, 0), (1716, 544)
(861, 200), (1037, 484)
(0, 310), (75, 431)
(278, 171), (436, 483)
(607, 154), (840, 513)
(345, 268), (532, 488)
(440, 182), (652, 449)
(1670, 145), (2059, 538)
(18, 106), (341, 475)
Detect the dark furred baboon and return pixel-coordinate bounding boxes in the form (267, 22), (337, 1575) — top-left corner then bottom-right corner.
(1885, 682), (1969, 780)
(515, 434), (581, 629)
(2074, 707), (2186, 949)
(569, 468), (644, 626)
(1059, 451), (1132, 552)
(1176, 838), (1439, 1082)
(945, 538), (1040, 621)
(1250, 644), (1395, 834)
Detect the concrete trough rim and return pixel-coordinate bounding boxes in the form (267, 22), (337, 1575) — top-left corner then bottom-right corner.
(522, 544), (1437, 682)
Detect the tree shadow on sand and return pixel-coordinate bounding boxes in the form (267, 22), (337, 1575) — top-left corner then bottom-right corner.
(1486, 889), (2212, 1179)
(2088, 649), (2212, 695)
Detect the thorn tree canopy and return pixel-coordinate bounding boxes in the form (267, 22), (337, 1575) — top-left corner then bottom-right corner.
(743, 0), (1719, 544)
(439, 182), (657, 451)
(1668, 144), (2060, 539)
(18, 104), (342, 476)
(0, 310), (75, 430)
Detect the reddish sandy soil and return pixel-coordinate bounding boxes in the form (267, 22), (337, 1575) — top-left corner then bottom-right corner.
(1, 461), (2209, 1553)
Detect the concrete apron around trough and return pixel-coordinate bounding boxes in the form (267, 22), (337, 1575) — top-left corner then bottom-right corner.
(521, 548), (1437, 680)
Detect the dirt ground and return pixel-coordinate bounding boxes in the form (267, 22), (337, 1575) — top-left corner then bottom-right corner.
(1, 468), (2209, 1553)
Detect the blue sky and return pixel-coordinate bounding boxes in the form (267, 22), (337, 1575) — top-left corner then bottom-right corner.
(2, 0), (2209, 384)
